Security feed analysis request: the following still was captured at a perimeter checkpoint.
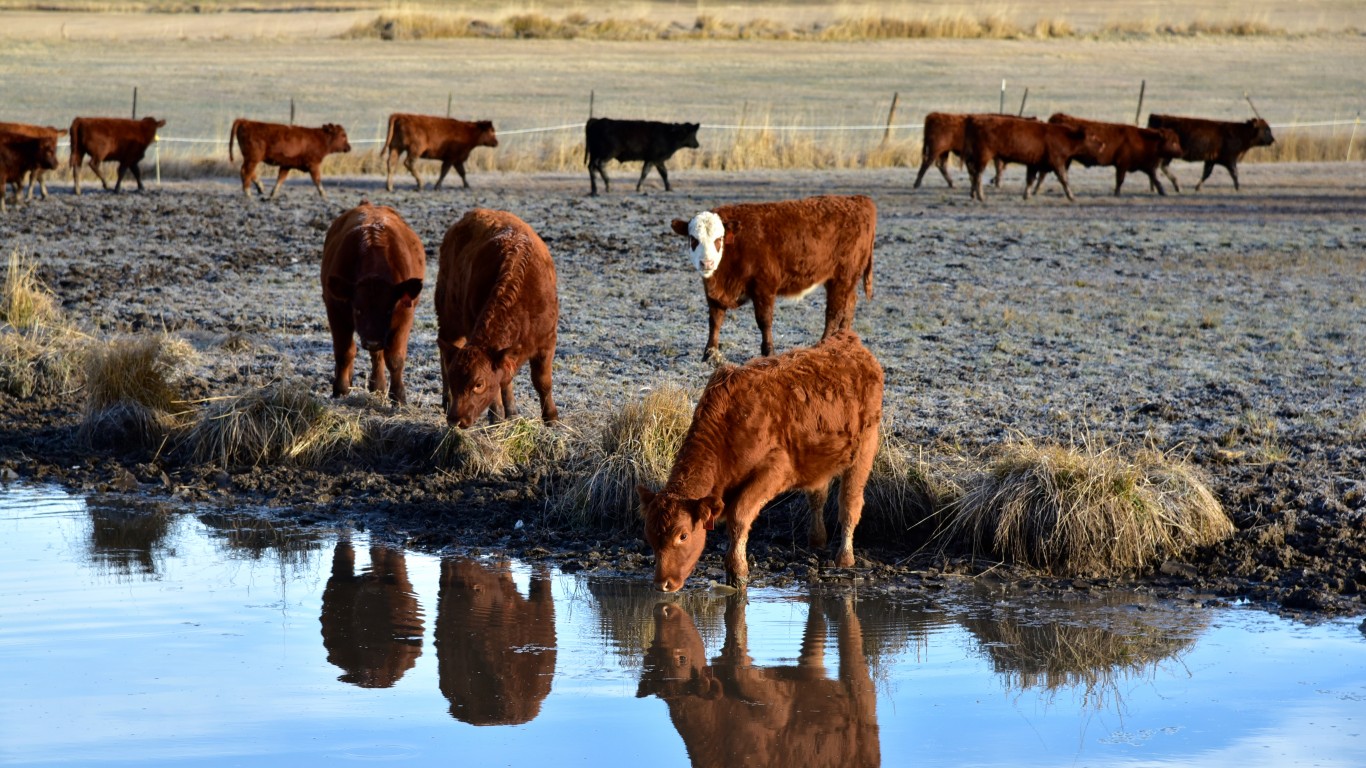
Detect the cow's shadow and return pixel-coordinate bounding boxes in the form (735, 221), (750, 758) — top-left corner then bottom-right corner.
(637, 594), (880, 768)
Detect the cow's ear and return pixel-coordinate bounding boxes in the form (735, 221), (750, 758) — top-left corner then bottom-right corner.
(636, 484), (657, 508)
(491, 346), (516, 374)
(327, 275), (354, 301)
(395, 278), (423, 305)
(55, 128), (68, 137)
(452, 336), (468, 350)
(696, 495), (724, 531)
(436, 337), (456, 355)
(670, 219), (690, 237)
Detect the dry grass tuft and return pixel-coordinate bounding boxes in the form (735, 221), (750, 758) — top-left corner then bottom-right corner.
(551, 384), (694, 531)
(79, 333), (194, 450)
(941, 438), (1232, 575)
(2, 250), (59, 331)
(181, 381), (335, 468)
(860, 433), (952, 544)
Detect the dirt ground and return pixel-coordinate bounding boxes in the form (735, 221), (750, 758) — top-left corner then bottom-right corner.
(2, 161), (1364, 616)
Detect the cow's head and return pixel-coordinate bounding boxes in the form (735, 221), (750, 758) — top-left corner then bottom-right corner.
(675, 122), (701, 150)
(636, 602), (720, 701)
(437, 339), (513, 428)
(1071, 125), (1106, 162)
(328, 275), (422, 352)
(1248, 118), (1275, 147)
(323, 123), (352, 153)
(671, 211), (726, 279)
(1156, 127), (1183, 159)
(638, 485), (721, 592)
(476, 121), (499, 148)
(36, 137), (59, 170)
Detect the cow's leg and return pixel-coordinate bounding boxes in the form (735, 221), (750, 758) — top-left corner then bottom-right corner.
(596, 161), (610, 193)
(112, 164), (128, 193)
(806, 485), (830, 550)
(752, 292), (777, 357)
(723, 468), (791, 588)
(407, 154), (425, 191)
(1053, 161), (1076, 202)
(268, 167), (291, 199)
(384, 147), (399, 192)
(937, 154), (955, 187)
(634, 161), (652, 192)
(1225, 161), (1241, 191)
(385, 347), (407, 405)
(912, 152), (937, 188)
(655, 162), (672, 191)
(37, 170), (49, 200)
(455, 160), (470, 189)
(822, 281), (856, 338)
(88, 159), (110, 190)
(308, 165), (328, 201)
(1158, 159), (1182, 194)
(1113, 168), (1127, 196)
(22, 171), (35, 201)
(967, 156), (986, 201)
(529, 349), (558, 423)
(587, 161), (599, 196)
(1146, 169), (1167, 196)
(434, 162), (452, 190)
(367, 349), (387, 399)
(494, 377), (516, 423)
(834, 426), (879, 568)
(130, 163), (145, 192)
(991, 158), (1006, 188)
(704, 301), (727, 361)
(1194, 160), (1217, 192)
(326, 304), (357, 398)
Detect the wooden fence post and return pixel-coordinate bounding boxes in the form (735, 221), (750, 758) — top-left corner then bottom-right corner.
(589, 90), (595, 119)
(999, 79), (1006, 114)
(1017, 88), (1029, 117)
(881, 92), (899, 145)
(132, 87), (138, 119)
(1134, 80), (1146, 125)
(447, 93), (453, 118)
(290, 98), (296, 125)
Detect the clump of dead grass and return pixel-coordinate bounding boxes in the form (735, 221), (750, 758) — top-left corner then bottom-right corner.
(550, 384), (694, 531)
(0, 251), (84, 398)
(2, 249), (59, 331)
(181, 381), (338, 468)
(860, 433), (954, 544)
(79, 333), (194, 449)
(941, 438), (1232, 575)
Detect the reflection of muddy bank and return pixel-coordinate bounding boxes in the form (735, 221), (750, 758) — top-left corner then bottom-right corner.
(319, 542), (424, 689)
(954, 591), (1207, 701)
(196, 511), (325, 567)
(637, 596), (879, 768)
(85, 499), (173, 577)
(436, 558), (556, 726)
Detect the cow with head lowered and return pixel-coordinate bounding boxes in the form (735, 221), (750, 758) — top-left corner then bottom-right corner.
(231, 118), (351, 200)
(585, 117), (699, 196)
(436, 208), (559, 429)
(0, 122), (66, 200)
(69, 116), (165, 195)
(1028, 113), (1184, 196)
(383, 113), (498, 191)
(1146, 114), (1275, 192)
(638, 330), (883, 592)
(672, 194), (876, 361)
(320, 201), (425, 405)
(0, 131), (60, 212)
(963, 114), (1104, 201)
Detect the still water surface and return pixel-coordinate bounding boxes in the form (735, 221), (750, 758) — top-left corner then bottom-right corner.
(1, 484), (1363, 767)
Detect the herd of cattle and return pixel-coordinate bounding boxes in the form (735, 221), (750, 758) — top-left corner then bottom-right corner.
(0, 106), (1274, 591)
(0, 109), (1274, 208)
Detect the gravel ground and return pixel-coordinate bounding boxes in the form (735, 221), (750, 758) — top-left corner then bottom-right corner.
(2, 162), (1364, 616)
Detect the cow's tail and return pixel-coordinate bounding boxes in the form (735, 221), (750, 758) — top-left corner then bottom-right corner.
(863, 258), (874, 300)
(67, 118), (81, 168)
(229, 118), (241, 163)
(383, 113), (398, 155)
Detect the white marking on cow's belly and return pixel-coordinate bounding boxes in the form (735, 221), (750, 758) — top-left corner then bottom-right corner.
(780, 282), (822, 303)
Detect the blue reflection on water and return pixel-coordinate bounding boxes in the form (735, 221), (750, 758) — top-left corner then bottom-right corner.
(0, 484), (1362, 767)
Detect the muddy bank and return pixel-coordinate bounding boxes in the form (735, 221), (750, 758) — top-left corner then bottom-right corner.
(2, 164), (1364, 616)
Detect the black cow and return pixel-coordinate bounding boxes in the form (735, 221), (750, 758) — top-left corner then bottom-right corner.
(584, 117), (700, 196)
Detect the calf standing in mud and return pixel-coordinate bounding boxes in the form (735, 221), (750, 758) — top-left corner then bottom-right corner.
(320, 202), (425, 404)
(638, 331), (884, 592)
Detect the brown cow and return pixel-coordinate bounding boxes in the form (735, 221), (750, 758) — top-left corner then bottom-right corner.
(383, 113), (498, 192)
(671, 194), (876, 361)
(68, 116), (165, 195)
(0, 122), (66, 200)
(320, 201), (425, 404)
(436, 208), (559, 428)
(435, 558), (556, 726)
(638, 330), (883, 591)
(963, 114), (1104, 202)
(637, 596), (880, 768)
(230, 118), (351, 200)
(319, 542), (424, 689)
(913, 111), (1024, 189)
(1029, 113), (1184, 196)
(0, 133), (58, 213)
(1146, 114), (1275, 192)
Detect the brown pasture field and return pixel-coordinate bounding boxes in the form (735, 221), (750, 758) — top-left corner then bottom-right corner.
(2, 8), (1365, 614)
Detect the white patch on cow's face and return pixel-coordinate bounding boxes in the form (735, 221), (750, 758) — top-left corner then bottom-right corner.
(686, 211), (725, 279)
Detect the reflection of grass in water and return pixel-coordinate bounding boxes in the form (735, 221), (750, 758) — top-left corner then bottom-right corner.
(959, 594), (1206, 708)
(580, 577), (726, 668)
(196, 512), (325, 571)
(86, 501), (175, 579)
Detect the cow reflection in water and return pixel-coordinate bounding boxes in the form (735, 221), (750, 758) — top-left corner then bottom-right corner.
(436, 558), (557, 725)
(637, 596), (879, 768)
(319, 542), (424, 688)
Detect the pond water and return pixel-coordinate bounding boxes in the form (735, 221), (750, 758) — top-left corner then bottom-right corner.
(1, 484), (1363, 767)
